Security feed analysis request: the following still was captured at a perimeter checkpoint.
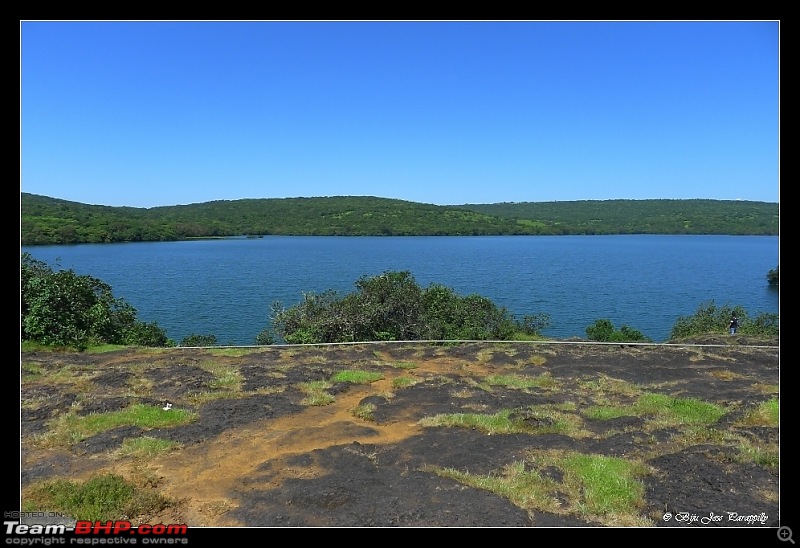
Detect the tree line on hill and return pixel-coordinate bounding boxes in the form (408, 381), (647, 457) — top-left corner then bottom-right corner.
(21, 253), (779, 351)
(21, 193), (778, 246)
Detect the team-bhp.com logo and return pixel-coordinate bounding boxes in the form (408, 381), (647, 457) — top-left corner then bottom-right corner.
(5, 518), (188, 544)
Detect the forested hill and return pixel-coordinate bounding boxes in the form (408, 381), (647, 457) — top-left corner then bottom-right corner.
(20, 193), (778, 246)
(463, 199), (779, 236)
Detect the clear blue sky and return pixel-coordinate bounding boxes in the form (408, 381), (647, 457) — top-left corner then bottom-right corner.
(20, 21), (779, 208)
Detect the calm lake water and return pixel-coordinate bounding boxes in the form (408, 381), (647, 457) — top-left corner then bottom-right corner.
(22, 235), (779, 344)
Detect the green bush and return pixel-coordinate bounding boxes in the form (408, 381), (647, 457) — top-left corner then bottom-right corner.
(269, 271), (549, 344)
(122, 321), (172, 347)
(21, 253), (170, 350)
(255, 328), (275, 345)
(585, 319), (651, 343)
(669, 301), (779, 340)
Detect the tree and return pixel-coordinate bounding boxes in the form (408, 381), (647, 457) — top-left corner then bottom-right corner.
(767, 266), (779, 286)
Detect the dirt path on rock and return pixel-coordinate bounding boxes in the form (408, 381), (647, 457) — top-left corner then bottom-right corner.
(150, 361), (438, 526)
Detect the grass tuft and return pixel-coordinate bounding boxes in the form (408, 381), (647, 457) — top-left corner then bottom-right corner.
(392, 376), (421, 389)
(298, 380), (335, 406)
(352, 403), (377, 421)
(737, 397), (779, 427)
(485, 374), (556, 390)
(23, 474), (173, 523)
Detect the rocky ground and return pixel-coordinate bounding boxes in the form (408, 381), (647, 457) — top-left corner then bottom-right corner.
(20, 337), (780, 534)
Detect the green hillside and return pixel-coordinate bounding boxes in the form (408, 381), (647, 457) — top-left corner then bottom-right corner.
(21, 193), (779, 246)
(464, 199), (779, 235)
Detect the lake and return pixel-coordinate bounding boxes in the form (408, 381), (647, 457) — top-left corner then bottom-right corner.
(22, 235), (779, 344)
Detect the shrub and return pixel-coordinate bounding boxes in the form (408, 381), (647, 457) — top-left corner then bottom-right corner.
(516, 313), (552, 337)
(255, 328), (275, 345)
(586, 319), (651, 343)
(269, 271), (549, 344)
(669, 301), (779, 340)
(21, 253), (170, 350)
(122, 321), (172, 347)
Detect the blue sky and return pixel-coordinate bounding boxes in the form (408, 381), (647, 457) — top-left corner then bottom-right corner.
(20, 21), (779, 208)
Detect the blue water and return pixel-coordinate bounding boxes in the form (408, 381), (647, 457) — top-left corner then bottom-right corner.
(22, 235), (780, 344)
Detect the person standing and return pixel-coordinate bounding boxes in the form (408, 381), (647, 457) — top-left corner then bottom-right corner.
(728, 313), (739, 335)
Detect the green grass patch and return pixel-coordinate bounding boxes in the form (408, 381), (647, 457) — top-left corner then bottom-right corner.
(199, 361), (242, 392)
(331, 370), (384, 384)
(392, 376), (421, 389)
(419, 410), (520, 434)
(185, 361), (244, 405)
(509, 332), (549, 342)
(753, 383), (779, 396)
(205, 348), (259, 357)
(298, 380), (335, 406)
(22, 362), (44, 376)
(432, 461), (562, 513)
(485, 374), (556, 390)
(734, 440), (779, 468)
(124, 371), (156, 399)
(585, 393), (726, 427)
(738, 397), (779, 427)
(19, 341), (129, 354)
(525, 405), (587, 436)
(85, 344), (130, 354)
(45, 404), (196, 447)
(129, 347), (173, 355)
(578, 375), (642, 400)
(21, 341), (56, 352)
(23, 473), (172, 522)
(25, 364), (95, 391)
(303, 393), (335, 406)
(116, 436), (181, 459)
(419, 408), (571, 435)
(635, 393), (727, 425)
(429, 449), (652, 526)
(560, 453), (647, 516)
